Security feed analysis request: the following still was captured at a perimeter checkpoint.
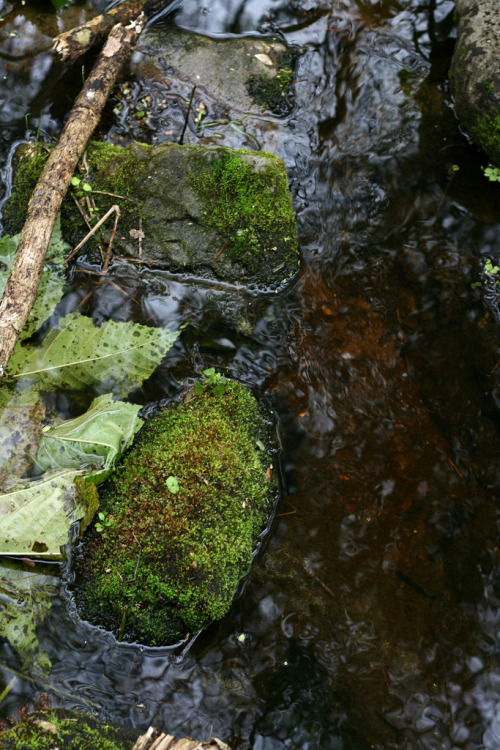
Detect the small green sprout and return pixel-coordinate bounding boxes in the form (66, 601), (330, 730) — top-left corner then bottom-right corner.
(483, 166), (500, 182)
(95, 511), (112, 533)
(166, 476), (179, 494)
(484, 258), (500, 276)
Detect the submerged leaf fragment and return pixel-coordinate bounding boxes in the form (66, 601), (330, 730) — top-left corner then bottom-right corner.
(0, 215), (69, 341)
(0, 559), (57, 676)
(4, 314), (179, 398)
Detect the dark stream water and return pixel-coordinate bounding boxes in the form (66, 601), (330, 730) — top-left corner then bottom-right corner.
(2, 0), (500, 748)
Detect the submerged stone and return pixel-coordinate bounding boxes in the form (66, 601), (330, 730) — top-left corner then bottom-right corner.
(450, 0), (500, 165)
(74, 381), (276, 646)
(5, 141), (299, 292)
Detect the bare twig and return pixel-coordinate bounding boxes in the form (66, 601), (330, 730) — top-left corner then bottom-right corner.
(64, 205), (120, 264)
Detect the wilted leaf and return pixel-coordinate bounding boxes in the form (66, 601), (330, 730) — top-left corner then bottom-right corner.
(0, 215), (69, 341)
(5, 313), (179, 398)
(0, 559), (57, 676)
(35, 394), (142, 482)
(0, 469), (85, 559)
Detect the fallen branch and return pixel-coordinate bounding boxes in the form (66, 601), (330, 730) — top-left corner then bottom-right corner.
(0, 16), (145, 376)
(53, 0), (175, 65)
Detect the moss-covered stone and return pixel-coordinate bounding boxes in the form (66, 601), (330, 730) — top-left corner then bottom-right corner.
(449, 0), (500, 165)
(74, 380), (276, 646)
(0, 708), (134, 750)
(4, 141), (299, 291)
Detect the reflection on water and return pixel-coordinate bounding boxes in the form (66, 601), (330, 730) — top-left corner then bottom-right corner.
(1, 0), (500, 748)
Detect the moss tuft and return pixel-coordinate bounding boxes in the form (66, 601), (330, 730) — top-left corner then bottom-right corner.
(75, 381), (276, 646)
(0, 708), (129, 750)
(188, 148), (298, 273)
(246, 51), (296, 116)
(472, 106), (500, 165)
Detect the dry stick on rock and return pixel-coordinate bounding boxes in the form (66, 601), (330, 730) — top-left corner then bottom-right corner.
(53, 0), (173, 65)
(0, 16), (145, 376)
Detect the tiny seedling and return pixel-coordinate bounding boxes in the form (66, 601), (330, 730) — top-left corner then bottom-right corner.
(166, 475), (180, 494)
(95, 511), (112, 533)
(483, 166), (500, 182)
(484, 258), (500, 276)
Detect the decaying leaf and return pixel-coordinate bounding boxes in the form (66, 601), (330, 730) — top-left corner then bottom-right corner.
(0, 469), (86, 559)
(35, 393), (142, 482)
(5, 313), (178, 398)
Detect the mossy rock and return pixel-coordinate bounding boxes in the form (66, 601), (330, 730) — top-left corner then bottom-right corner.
(0, 707), (232, 749)
(74, 381), (276, 646)
(449, 0), (500, 165)
(4, 141), (299, 292)
(0, 708), (137, 750)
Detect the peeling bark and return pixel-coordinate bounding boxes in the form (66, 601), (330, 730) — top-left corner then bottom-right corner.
(53, 0), (173, 65)
(0, 16), (145, 376)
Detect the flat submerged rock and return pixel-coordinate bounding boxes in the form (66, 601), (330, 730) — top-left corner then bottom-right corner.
(6, 140), (299, 292)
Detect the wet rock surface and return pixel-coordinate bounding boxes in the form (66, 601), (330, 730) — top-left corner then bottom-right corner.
(6, 140), (299, 292)
(450, 0), (500, 164)
(108, 27), (297, 153)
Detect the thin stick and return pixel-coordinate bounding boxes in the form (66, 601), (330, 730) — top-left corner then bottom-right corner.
(179, 85), (196, 145)
(102, 206), (121, 272)
(71, 192), (93, 232)
(0, 17), (145, 375)
(65, 205), (120, 264)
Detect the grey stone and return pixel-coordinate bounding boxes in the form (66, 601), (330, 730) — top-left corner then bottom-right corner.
(450, 0), (500, 164)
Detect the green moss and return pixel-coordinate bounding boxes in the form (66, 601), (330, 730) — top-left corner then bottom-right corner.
(2, 144), (48, 234)
(0, 709), (128, 750)
(75, 381), (276, 646)
(188, 148), (298, 272)
(482, 80), (495, 95)
(472, 106), (500, 165)
(247, 51), (295, 116)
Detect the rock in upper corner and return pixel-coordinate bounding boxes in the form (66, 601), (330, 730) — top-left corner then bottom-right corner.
(450, 0), (500, 165)
(6, 141), (299, 292)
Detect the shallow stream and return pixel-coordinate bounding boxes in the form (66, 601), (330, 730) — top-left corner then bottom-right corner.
(1, 0), (500, 748)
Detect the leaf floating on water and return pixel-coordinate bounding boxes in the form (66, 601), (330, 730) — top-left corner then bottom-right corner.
(5, 314), (179, 398)
(35, 394), (142, 483)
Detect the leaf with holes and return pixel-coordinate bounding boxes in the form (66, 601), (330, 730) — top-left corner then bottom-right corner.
(4, 313), (179, 398)
(0, 468), (86, 559)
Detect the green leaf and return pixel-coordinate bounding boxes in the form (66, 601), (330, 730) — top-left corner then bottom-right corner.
(0, 468), (86, 559)
(166, 475), (179, 494)
(0, 216), (69, 341)
(70, 176), (81, 187)
(82, 183), (92, 192)
(35, 394), (142, 483)
(0, 559), (57, 676)
(194, 381), (204, 396)
(5, 314), (179, 398)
